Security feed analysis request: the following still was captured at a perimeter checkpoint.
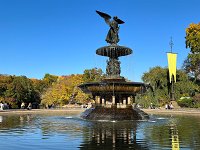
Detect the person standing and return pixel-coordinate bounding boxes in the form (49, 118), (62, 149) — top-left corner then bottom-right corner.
(21, 102), (25, 109)
(27, 103), (32, 110)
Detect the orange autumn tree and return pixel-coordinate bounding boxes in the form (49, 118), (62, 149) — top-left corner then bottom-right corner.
(184, 23), (200, 81)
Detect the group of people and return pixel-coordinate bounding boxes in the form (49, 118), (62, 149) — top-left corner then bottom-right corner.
(0, 102), (9, 110)
(21, 102), (32, 110)
(165, 102), (174, 109)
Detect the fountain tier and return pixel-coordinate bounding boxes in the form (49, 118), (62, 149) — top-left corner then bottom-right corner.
(79, 80), (145, 96)
(78, 10), (149, 120)
(96, 45), (132, 58)
(79, 79), (149, 120)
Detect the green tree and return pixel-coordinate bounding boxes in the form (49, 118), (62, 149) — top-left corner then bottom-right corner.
(0, 75), (14, 104)
(142, 66), (168, 92)
(182, 55), (200, 82)
(31, 78), (47, 94)
(83, 68), (105, 82)
(5, 76), (37, 107)
(138, 66), (198, 107)
(0, 75), (13, 98)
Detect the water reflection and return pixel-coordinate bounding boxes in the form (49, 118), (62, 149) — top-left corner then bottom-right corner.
(0, 115), (33, 129)
(0, 114), (200, 149)
(0, 116), (2, 122)
(79, 121), (149, 150)
(170, 123), (180, 150)
(144, 115), (200, 150)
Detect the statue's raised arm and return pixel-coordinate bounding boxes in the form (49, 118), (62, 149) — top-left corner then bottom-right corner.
(96, 10), (125, 45)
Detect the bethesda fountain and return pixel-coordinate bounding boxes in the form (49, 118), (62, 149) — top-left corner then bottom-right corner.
(78, 11), (149, 120)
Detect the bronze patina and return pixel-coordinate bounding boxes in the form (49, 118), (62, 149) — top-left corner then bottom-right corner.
(78, 11), (148, 121)
(96, 10), (124, 45)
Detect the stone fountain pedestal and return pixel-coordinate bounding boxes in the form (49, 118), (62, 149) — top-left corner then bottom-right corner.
(81, 105), (149, 121)
(78, 30), (149, 120)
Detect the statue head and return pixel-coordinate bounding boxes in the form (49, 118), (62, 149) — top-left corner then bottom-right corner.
(113, 16), (118, 21)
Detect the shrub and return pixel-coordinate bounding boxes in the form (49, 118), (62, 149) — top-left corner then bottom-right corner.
(177, 97), (194, 108)
(192, 94), (200, 108)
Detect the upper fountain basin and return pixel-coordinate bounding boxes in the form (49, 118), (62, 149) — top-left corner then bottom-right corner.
(96, 45), (132, 58)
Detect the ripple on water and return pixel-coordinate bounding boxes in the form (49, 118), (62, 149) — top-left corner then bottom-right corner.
(0, 114), (200, 149)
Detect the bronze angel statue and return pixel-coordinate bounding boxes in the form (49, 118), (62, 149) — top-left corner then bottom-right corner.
(96, 10), (125, 45)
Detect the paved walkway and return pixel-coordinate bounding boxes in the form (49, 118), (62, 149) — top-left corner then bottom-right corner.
(142, 108), (200, 116)
(0, 108), (85, 115)
(1, 108), (200, 116)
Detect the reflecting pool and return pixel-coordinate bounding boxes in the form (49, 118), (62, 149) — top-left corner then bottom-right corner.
(0, 113), (200, 150)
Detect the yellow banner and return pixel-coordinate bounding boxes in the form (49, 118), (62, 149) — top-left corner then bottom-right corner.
(167, 53), (177, 83)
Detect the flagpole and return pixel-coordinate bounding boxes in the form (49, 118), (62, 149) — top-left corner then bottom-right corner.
(169, 37), (176, 101)
(171, 75), (175, 101)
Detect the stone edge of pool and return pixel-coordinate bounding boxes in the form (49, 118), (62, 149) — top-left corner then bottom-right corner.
(0, 108), (85, 115)
(0, 108), (200, 116)
(142, 108), (200, 116)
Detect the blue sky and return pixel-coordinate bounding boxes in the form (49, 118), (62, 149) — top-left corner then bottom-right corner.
(0, 0), (200, 82)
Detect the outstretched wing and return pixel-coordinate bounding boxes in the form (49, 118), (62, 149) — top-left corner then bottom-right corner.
(115, 18), (125, 24)
(96, 10), (111, 25)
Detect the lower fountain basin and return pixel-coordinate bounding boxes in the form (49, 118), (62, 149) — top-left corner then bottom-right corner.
(81, 106), (149, 121)
(78, 75), (148, 120)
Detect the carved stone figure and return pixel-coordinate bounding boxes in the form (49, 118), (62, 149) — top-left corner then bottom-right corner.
(96, 10), (125, 45)
(106, 58), (121, 78)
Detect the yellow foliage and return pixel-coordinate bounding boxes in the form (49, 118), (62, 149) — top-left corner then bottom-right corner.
(41, 74), (91, 106)
(185, 22), (200, 54)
